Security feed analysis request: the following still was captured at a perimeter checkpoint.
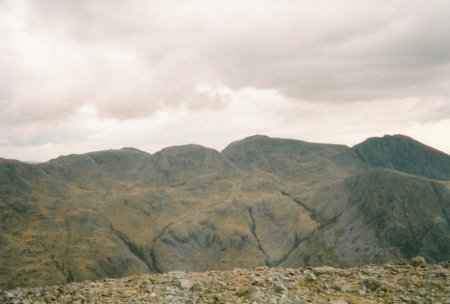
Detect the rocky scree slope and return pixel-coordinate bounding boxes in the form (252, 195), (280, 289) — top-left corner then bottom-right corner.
(1, 259), (449, 303)
(0, 134), (449, 289)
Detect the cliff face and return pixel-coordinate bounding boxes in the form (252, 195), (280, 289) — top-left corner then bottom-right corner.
(0, 135), (449, 289)
(280, 169), (450, 268)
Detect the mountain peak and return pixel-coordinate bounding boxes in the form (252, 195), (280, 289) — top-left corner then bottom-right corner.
(1, 133), (449, 290)
(354, 134), (450, 180)
(120, 147), (149, 154)
(241, 134), (271, 141)
(142, 144), (237, 184)
(156, 144), (218, 156)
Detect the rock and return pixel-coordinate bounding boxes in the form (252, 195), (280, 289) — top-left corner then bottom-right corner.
(174, 278), (194, 290)
(411, 256), (428, 267)
(331, 283), (350, 292)
(397, 276), (415, 287)
(277, 294), (291, 304)
(251, 275), (263, 286)
(360, 279), (383, 292)
(190, 282), (204, 291)
(432, 270), (447, 278)
(273, 283), (287, 293)
(305, 271), (317, 282)
(250, 289), (266, 302)
(313, 266), (337, 275)
(0, 263), (448, 303)
(236, 287), (255, 297)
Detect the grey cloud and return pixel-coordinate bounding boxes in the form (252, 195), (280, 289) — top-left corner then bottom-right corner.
(1, 0), (450, 126)
(209, 3), (450, 102)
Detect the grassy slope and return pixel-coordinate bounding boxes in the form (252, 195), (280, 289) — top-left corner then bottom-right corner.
(0, 135), (449, 288)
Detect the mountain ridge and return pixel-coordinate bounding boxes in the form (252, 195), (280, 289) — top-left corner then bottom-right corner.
(0, 134), (449, 289)
(5, 134), (449, 170)
(353, 134), (450, 180)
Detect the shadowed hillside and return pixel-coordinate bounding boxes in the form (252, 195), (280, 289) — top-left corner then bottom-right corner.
(353, 134), (450, 180)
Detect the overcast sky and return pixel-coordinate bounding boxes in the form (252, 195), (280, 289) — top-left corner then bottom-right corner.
(1, 0), (449, 162)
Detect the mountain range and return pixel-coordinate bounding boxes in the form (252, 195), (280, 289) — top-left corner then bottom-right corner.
(1, 134), (449, 289)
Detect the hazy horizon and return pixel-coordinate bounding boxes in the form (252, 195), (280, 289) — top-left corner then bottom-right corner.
(1, 133), (448, 164)
(1, 0), (449, 162)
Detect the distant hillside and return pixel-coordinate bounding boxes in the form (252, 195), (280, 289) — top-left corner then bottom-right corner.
(353, 135), (450, 180)
(0, 134), (449, 289)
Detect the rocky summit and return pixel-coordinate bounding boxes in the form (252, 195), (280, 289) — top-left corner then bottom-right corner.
(1, 259), (449, 303)
(1, 134), (450, 289)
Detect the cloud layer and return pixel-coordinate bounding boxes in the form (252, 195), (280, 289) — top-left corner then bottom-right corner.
(1, 0), (450, 160)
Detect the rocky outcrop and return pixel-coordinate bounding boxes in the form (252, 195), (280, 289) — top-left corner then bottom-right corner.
(140, 144), (239, 185)
(1, 259), (448, 303)
(281, 169), (450, 268)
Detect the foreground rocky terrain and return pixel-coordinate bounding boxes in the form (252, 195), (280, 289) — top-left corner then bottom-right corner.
(1, 258), (448, 303)
(1, 134), (450, 288)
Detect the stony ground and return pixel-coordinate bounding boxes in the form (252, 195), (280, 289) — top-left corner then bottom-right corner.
(1, 258), (449, 303)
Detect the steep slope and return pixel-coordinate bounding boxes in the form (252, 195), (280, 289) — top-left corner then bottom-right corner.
(353, 134), (450, 180)
(1, 144), (317, 288)
(37, 147), (151, 184)
(0, 154), (154, 288)
(281, 168), (450, 268)
(1, 135), (449, 289)
(222, 135), (367, 195)
(140, 144), (239, 185)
